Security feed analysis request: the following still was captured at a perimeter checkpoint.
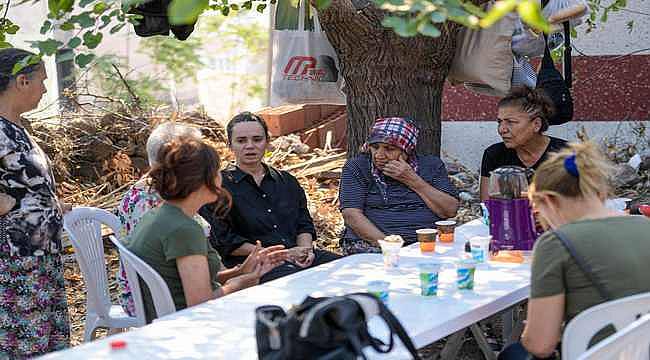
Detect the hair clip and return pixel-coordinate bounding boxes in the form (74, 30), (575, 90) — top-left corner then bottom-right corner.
(564, 154), (579, 177)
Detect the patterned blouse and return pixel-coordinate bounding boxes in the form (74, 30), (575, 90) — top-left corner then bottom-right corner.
(0, 117), (70, 357)
(0, 117), (63, 257)
(116, 177), (211, 316)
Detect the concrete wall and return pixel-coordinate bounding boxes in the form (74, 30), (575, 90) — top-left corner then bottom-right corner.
(441, 121), (650, 172)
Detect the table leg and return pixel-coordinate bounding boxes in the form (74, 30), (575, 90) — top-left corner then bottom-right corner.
(470, 323), (497, 360)
(438, 330), (465, 360)
(502, 308), (514, 347)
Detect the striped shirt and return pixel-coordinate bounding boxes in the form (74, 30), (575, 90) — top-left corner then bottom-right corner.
(339, 154), (459, 244)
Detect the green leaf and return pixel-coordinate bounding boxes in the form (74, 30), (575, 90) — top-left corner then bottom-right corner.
(93, 2), (109, 14)
(430, 11), (446, 23)
(60, 0), (74, 13)
(13, 55), (40, 74)
(448, 14), (479, 28)
(83, 31), (103, 49)
(0, 41), (12, 49)
(48, 0), (59, 14)
(110, 23), (126, 34)
(479, 0), (517, 28)
(60, 21), (75, 31)
(418, 21), (441, 37)
(382, 16), (407, 29)
(221, 6), (230, 16)
(67, 37), (82, 48)
(256, 3), (267, 12)
(80, 0), (95, 7)
(382, 16), (418, 37)
(229, 3), (239, 10)
(75, 53), (96, 67)
(242, 1), (253, 9)
(34, 39), (63, 56)
(517, 0), (550, 33)
(6, 24), (20, 35)
(315, 0), (332, 9)
(168, 0), (208, 25)
(72, 12), (96, 28)
(40, 20), (52, 34)
(461, 2), (486, 17)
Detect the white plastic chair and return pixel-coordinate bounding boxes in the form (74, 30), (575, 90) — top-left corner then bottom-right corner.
(63, 207), (138, 341)
(578, 314), (650, 360)
(562, 291), (650, 360)
(108, 235), (176, 325)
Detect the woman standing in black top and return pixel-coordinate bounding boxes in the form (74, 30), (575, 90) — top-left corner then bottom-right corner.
(479, 87), (568, 201)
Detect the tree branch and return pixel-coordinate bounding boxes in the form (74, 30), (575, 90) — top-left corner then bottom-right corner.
(111, 63), (142, 112)
(3, 0), (10, 19)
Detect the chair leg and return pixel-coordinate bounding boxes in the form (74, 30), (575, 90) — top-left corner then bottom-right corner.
(84, 315), (100, 342)
(83, 324), (98, 342)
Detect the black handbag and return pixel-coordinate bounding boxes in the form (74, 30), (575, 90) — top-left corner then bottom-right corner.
(535, 35), (574, 126)
(255, 293), (421, 360)
(128, 0), (196, 40)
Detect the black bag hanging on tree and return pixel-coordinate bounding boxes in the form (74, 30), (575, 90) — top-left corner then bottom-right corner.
(535, 31), (574, 125)
(255, 293), (421, 360)
(128, 0), (196, 40)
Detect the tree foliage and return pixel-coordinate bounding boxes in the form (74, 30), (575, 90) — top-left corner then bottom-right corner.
(0, 0), (632, 73)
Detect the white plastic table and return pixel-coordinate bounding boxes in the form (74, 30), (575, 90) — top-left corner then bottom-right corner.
(41, 220), (531, 359)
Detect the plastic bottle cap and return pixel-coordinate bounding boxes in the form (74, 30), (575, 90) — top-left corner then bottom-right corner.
(110, 340), (127, 350)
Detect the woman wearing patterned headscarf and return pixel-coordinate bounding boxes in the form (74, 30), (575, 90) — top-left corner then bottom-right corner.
(338, 117), (459, 255)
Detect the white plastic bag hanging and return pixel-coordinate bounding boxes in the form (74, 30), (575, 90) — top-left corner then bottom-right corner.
(542, 0), (589, 27)
(269, 0), (346, 106)
(511, 17), (546, 58)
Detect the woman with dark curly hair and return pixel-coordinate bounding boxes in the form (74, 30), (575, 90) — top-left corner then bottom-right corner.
(125, 138), (287, 323)
(0, 48), (71, 357)
(479, 87), (569, 201)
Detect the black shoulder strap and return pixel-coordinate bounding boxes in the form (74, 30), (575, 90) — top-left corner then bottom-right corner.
(553, 230), (613, 301)
(376, 300), (421, 359)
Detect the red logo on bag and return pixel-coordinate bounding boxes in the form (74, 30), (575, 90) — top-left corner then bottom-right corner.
(283, 56), (328, 81)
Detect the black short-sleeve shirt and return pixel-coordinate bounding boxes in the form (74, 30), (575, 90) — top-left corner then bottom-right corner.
(480, 136), (568, 178)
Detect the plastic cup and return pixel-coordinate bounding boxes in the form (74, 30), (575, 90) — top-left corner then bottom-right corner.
(416, 229), (437, 253)
(470, 235), (492, 263)
(378, 237), (404, 268)
(418, 262), (441, 296)
(456, 258), (477, 290)
(367, 280), (390, 304)
(435, 220), (457, 243)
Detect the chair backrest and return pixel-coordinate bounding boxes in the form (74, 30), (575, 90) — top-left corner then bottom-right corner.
(578, 314), (650, 360)
(108, 235), (176, 325)
(562, 291), (650, 359)
(63, 207), (121, 319)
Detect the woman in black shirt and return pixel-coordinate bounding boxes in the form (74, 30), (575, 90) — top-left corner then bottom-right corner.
(480, 87), (568, 201)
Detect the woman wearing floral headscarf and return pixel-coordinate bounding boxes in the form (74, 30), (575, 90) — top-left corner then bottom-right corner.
(338, 117), (459, 255)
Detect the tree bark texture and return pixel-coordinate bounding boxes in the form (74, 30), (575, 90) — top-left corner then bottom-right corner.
(318, 4), (461, 156)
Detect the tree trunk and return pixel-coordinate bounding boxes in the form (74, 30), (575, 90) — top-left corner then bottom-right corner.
(318, 4), (461, 157)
